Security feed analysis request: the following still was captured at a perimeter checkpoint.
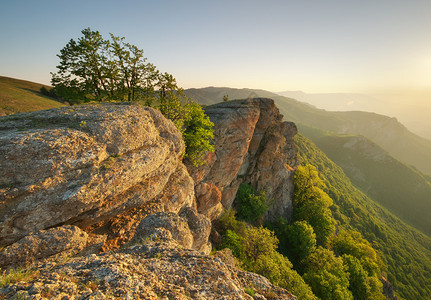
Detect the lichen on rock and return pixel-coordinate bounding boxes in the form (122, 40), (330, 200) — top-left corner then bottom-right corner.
(0, 235), (296, 299)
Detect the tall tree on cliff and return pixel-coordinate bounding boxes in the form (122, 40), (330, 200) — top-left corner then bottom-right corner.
(51, 28), (214, 165)
(51, 28), (160, 103)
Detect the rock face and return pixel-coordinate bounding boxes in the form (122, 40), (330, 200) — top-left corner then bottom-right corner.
(0, 103), (203, 254)
(189, 98), (298, 221)
(0, 236), (297, 300)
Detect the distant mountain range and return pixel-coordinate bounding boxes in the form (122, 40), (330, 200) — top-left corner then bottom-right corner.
(277, 91), (388, 113)
(277, 90), (431, 141)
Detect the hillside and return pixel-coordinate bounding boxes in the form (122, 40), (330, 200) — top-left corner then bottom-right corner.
(186, 87), (431, 177)
(277, 90), (431, 141)
(298, 124), (431, 237)
(0, 76), (66, 116)
(295, 134), (431, 299)
(277, 91), (388, 113)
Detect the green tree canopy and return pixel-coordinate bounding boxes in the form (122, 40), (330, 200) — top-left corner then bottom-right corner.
(303, 247), (353, 300)
(331, 230), (384, 277)
(286, 220), (317, 266)
(51, 28), (159, 103)
(217, 211), (316, 299)
(342, 254), (385, 300)
(52, 28), (214, 166)
(234, 183), (269, 223)
(293, 165), (335, 245)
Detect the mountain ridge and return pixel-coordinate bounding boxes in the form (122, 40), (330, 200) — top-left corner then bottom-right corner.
(276, 90), (431, 140)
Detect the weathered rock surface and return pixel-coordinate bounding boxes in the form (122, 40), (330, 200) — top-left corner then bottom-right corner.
(0, 237), (296, 300)
(179, 206), (212, 253)
(0, 225), (93, 269)
(132, 207), (211, 254)
(0, 103), (196, 249)
(188, 98), (298, 221)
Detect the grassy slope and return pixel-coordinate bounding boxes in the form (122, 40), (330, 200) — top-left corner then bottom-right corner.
(296, 134), (431, 299)
(0, 76), (66, 115)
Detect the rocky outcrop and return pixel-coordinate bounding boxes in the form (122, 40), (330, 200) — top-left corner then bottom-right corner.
(0, 225), (98, 269)
(0, 103), (206, 257)
(0, 235), (296, 300)
(0, 100), (299, 299)
(189, 98), (298, 222)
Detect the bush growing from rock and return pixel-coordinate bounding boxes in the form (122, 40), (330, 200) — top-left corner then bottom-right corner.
(235, 183), (268, 223)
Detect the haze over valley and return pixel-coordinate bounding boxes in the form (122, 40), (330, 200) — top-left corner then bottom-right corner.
(277, 90), (431, 140)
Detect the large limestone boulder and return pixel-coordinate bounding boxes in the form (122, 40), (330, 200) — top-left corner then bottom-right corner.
(188, 98), (298, 221)
(0, 103), (194, 247)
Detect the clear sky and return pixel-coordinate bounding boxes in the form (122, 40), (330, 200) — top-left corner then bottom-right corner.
(1, 0), (431, 95)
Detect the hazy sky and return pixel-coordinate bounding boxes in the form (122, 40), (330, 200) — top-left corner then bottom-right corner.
(1, 0), (431, 95)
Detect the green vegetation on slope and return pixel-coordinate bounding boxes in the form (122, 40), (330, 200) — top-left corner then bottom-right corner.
(216, 211), (317, 298)
(0, 76), (66, 116)
(296, 133), (431, 299)
(299, 124), (431, 237)
(218, 168), (386, 299)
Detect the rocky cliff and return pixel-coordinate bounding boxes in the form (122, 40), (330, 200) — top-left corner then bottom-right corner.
(0, 100), (298, 299)
(188, 98), (298, 222)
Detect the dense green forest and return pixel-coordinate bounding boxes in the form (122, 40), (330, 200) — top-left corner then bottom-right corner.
(217, 165), (386, 299)
(295, 134), (431, 299)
